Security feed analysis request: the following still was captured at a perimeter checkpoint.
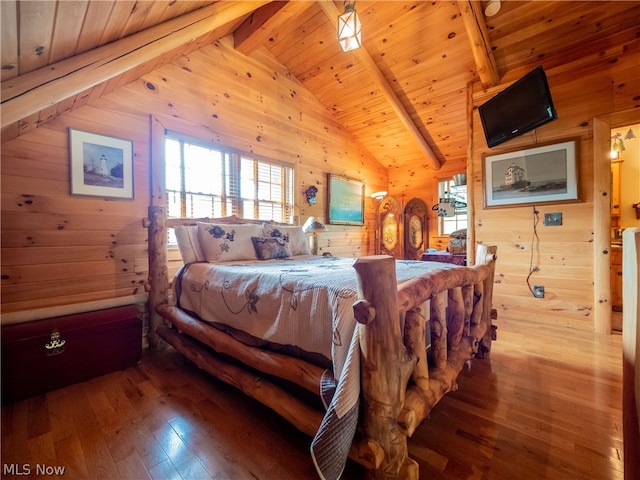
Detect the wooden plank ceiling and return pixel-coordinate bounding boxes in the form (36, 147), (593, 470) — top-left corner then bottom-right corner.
(2, 1), (640, 171)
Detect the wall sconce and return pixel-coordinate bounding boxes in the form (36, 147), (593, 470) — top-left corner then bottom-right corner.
(338, 1), (362, 52)
(302, 216), (327, 255)
(611, 132), (625, 160)
(304, 185), (318, 205)
(370, 190), (387, 201)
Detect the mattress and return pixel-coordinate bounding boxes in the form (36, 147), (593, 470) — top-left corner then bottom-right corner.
(174, 255), (455, 381)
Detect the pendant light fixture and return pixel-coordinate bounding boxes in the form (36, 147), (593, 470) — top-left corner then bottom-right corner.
(337, 1), (362, 52)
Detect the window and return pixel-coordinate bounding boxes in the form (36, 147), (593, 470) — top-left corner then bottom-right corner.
(438, 178), (467, 235)
(165, 132), (294, 223)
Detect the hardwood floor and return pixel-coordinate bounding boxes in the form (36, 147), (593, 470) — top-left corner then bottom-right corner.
(1, 315), (623, 479)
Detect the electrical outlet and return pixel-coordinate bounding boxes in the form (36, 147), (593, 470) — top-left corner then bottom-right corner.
(544, 212), (562, 226)
(533, 285), (545, 298)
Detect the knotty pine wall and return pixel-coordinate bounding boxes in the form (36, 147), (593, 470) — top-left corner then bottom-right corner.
(389, 48), (640, 331)
(469, 55), (640, 331)
(389, 156), (468, 251)
(0, 36), (387, 316)
(1, 108), (151, 315)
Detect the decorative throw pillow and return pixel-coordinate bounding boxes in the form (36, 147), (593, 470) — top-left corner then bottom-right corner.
(174, 225), (206, 264)
(251, 237), (292, 260)
(197, 223), (263, 262)
(262, 224), (311, 256)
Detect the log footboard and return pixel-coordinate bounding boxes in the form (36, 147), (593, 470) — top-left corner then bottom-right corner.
(352, 245), (497, 479)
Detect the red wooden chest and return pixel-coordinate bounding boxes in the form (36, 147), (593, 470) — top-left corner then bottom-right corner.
(1, 305), (142, 404)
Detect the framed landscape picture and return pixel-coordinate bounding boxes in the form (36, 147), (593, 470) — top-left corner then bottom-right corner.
(69, 129), (134, 199)
(327, 174), (364, 225)
(483, 139), (579, 208)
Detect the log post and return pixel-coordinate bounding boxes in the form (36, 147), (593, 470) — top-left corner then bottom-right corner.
(462, 284), (474, 335)
(145, 205), (169, 351)
(476, 244), (498, 358)
(430, 291), (448, 370)
(447, 287), (465, 349)
(353, 256), (417, 480)
(468, 281), (485, 354)
(404, 306), (428, 390)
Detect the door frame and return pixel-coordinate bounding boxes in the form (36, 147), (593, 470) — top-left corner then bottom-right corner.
(594, 108), (640, 334)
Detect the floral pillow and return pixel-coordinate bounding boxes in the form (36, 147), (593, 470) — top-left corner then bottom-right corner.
(197, 223), (263, 262)
(251, 237), (292, 260)
(262, 224), (311, 256)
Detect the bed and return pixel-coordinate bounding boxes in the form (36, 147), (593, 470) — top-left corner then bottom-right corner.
(144, 206), (498, 480)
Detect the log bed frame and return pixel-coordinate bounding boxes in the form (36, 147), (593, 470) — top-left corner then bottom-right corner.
(144, 206), (498, 479)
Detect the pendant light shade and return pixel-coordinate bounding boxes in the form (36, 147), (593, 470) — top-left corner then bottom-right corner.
(337, 2), (362, 52)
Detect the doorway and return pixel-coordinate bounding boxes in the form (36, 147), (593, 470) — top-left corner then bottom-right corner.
(594, 110), (640, 334)
(610, 123), (640, 331)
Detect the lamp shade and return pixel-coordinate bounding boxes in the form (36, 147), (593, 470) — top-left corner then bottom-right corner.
(302, 216), (327, 233)
(453, 173), (467, 186)
(337, 3), (362, 52)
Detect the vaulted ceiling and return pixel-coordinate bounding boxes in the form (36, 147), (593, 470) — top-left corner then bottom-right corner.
(2, 1), (640, 170)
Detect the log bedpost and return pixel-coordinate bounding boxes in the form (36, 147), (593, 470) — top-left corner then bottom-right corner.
(353, 256), (418, 480)
(144, 205), (169, 351)
(476, 244), (498, 358)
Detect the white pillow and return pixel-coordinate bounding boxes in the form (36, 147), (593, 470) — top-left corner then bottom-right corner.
(174, 225), (206, 264)
(197, 223), (264, 262)
(262, 223), (311, 256)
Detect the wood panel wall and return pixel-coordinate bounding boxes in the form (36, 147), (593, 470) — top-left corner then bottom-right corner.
(389, 156), (468, 251)
(388, 42), (640, 331)
(0, 36), (388, 316)
(2, 29), (638, 335)
(1, 107), (151, 315)
(465, 52), (640, 330)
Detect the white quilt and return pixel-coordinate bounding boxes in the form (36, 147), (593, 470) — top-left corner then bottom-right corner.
(174, 255), (457, 480)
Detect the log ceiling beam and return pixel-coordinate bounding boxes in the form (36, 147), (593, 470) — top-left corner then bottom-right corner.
(1, 1), (272, 129)
(458, 0), (500, 88)
(233, 1), (315, 55)
(318, 0), (443, 171)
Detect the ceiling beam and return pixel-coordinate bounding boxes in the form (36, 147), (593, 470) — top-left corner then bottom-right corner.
(1, 1), (272, 129)
(318, 0), (442, 171)
(234, 1), (315, 55)
(458, 0), (500, 88)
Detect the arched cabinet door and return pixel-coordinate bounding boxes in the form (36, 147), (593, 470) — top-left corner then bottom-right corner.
(376, 196), (403, 258)
(404, 198), (428, 260)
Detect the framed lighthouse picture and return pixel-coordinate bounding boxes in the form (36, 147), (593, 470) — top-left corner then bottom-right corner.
(69, 128), (134, 199)
(482, 138), (578, 208)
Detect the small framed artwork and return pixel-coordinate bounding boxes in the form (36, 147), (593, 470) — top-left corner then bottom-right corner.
(483, 139), (579, 208)
(327, 174), (364, 225)
(69, 128), (134, 199)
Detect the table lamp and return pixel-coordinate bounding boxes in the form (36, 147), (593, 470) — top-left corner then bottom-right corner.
(302, 216), (327, 255)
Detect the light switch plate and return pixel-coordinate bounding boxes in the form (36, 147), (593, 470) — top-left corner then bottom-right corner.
(544, 212), (562, 226)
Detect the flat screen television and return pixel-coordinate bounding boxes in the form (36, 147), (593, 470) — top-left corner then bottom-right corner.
(479, 66), (557, 148)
